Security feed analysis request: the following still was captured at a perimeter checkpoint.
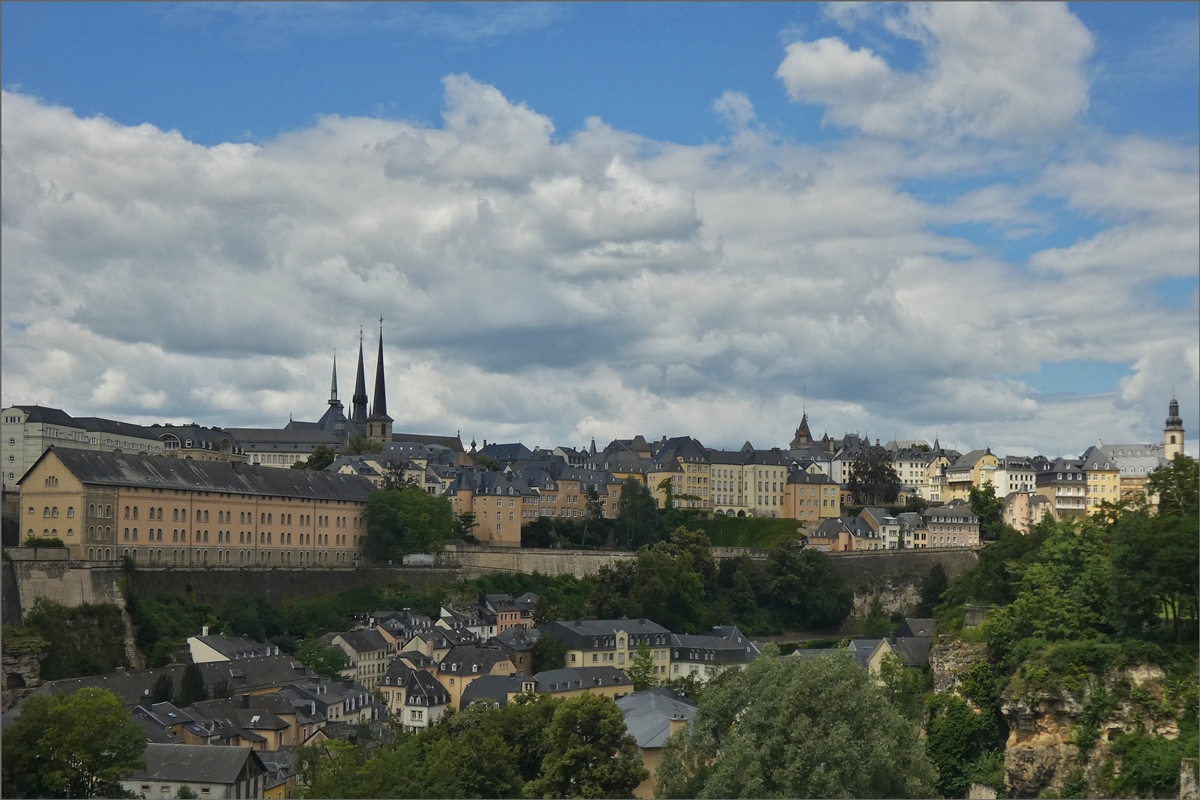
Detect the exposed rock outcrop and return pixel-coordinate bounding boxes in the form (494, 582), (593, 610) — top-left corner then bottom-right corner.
(1002, 664), (1179, 798)
(929, 634), (987, 697)
(1, 627), (48, 711)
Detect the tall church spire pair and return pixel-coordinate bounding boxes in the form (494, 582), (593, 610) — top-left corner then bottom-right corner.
(334, 320), (390, 444)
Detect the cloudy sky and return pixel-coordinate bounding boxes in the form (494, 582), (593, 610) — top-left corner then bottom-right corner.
(2, 2), (1197, 457)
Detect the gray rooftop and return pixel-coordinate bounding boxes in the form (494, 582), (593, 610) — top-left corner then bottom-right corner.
(616, 688), (697, 749)
(127, 744), (263, 784)
(21, 447), (374, 503)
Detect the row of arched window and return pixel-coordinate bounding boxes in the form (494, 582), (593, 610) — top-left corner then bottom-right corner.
(33, 506), (75, 518)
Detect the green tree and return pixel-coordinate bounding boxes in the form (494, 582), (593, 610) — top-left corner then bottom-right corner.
(2, 687), (146, 799)
(291, 444), (337, 471)
(968, 481), (1005, 540)
(877, 653), (932, 723)
(1148, 454), (1199, 517)
(916, 562), (949, 617)
(627, 640), (658, 691)
(654, 648), (937, 798)
(474, 453), (503, 471)
(727, 566), (757, 618)
(175, 662), (208, 707)
(846, 446), (901, 505)
(296, 638), (350, 680)
(616, 478), (664, 549)
(762, 541), (853, 630)
(365, 484), (455, 559)
(344, 434), (382, 455)
(24, 598), (130, 680)
(532, 634), (570, 674)
(925, 694), (990, 798)
(175, 786), (199, 799)
(524, 693), (649, 799)
(454, 510), (479, 541)
(151, 672), (175, 703)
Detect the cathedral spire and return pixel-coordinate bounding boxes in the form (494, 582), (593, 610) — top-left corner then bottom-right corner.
(366, 317), (393, 444)
(329, 353), (339, 403)
(351, 327), (368, 422)
(371, 318), (388, 420)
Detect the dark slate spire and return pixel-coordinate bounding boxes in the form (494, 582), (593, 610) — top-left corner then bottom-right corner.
(371, 319), (389, 421)
(351, 328), (368, 422)
(329, 353), (339, 403)
(1166, 396), (1183, 429)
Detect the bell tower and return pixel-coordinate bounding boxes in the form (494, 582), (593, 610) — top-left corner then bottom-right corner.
(1164, 396), (1184, 460)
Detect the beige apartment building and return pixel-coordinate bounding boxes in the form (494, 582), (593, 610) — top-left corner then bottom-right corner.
(18, 447), (373, 565)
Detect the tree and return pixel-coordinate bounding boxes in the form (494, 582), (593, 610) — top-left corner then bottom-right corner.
(175, 663), (208, 707)
(474, 453), (503, 471)
(291, 445), (337, 471)
(654, 648), (937, 799)
(379, 460), (411, 490)
(454, 511), (479, 541)
(365, 485), (455, 559)
(531, 634), (570, 673)
(762, 541), (853, 630)
(296, 637), (349, 680)
(877, 653), (932, 723)
(916, 562), (949, 617)
(175, 786), (199, 799)
(523, 693), (649, 799)
(2, 687), (146, 799)
(344, 435), (382, 456)
(1148, 454), (1199, 517)
(151, 672), (175, 703)
(968, 481), (1005, 540)
(627, 640), (658, 691)
(846, 446), (902, 506)
(616, 478), (664, 549)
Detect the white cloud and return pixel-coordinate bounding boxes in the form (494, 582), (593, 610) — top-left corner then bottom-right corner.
(778, 2), (1095, 140)
(1, 50), (1196, 457)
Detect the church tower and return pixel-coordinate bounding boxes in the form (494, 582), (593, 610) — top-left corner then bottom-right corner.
(366, 320), (393, 444)
(320, 355), (348, 437)
(351, 332), (368, 423)
(1164, 396), (1185, 460)
(790, 413), (813, 448)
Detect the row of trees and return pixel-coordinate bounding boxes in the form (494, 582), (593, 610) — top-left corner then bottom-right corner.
(298, 693), (647, 799)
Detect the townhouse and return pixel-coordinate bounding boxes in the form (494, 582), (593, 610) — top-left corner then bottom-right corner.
(324, 630), (391, 690)
(540, 619), (672, 680)
(667, 626), (760, 684)
(379, 662), (452, 731)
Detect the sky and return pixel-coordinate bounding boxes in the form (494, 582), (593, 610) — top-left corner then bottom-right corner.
(2, 2), (1197, 458)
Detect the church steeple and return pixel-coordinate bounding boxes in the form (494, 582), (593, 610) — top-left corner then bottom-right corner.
(329, 354), (339, 403)
(351, 329), (368, 423)
(366, 318), (393, 444)
(1164, 396), (1185, 460)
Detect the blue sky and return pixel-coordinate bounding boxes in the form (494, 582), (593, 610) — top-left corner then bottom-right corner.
(2, 2), (1197, 456)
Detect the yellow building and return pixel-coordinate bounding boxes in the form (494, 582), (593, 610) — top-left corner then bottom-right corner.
(18, 447), (372, 565)
(944, 449), (1000, 502)
(1079, 446), (1121, 515)
(435, 644), (517, 709)
(541, 619), (673, 683)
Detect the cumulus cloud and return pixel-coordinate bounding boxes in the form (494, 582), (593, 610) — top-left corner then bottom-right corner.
(778, 2), (1094, 140)
(2, 31), (1196, 457)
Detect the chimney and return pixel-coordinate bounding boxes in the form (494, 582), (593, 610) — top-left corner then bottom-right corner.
(201, 625), (209, 637)
(669, 714), (688, 737)
(242, 694), (251, 709)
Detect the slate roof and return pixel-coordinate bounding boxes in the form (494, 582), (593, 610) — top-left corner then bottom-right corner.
(381, 663), (452, 705)
(479, 442), (536, 463)
(535, 666), (631, 692)
(541, 619), (672, 651)
(786, 469), (835, 485)
(221, 427), (343, 448)
(888, 636), (932, 667)
(337, 629), (390, 654)
(670, 626), (760, 664)
(460, 675), (529, 707)
(127, 744), (264, 784)
(6, 655), (318, 723)
(949, 449), (993, 471)
(193, 635), (278, 660)
(390, 432), (466, 453)
(437, 644), (512, 675)
(895, 618), (935, 638)
(76, 417), (162, 442)
(8, 405), (80, 427)
(616, 688), (698, 749)
(22, 447), (374, 502)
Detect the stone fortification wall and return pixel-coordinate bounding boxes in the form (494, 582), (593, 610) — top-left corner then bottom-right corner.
(440, 543), (977, 583)
(127, 566), (461, 607)
(4, 560), (127, 623)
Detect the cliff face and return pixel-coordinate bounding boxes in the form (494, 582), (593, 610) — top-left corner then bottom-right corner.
(1001, 665), (1177, 798)
(1, 628), (48, 711)
(930, 634), (988, 697)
